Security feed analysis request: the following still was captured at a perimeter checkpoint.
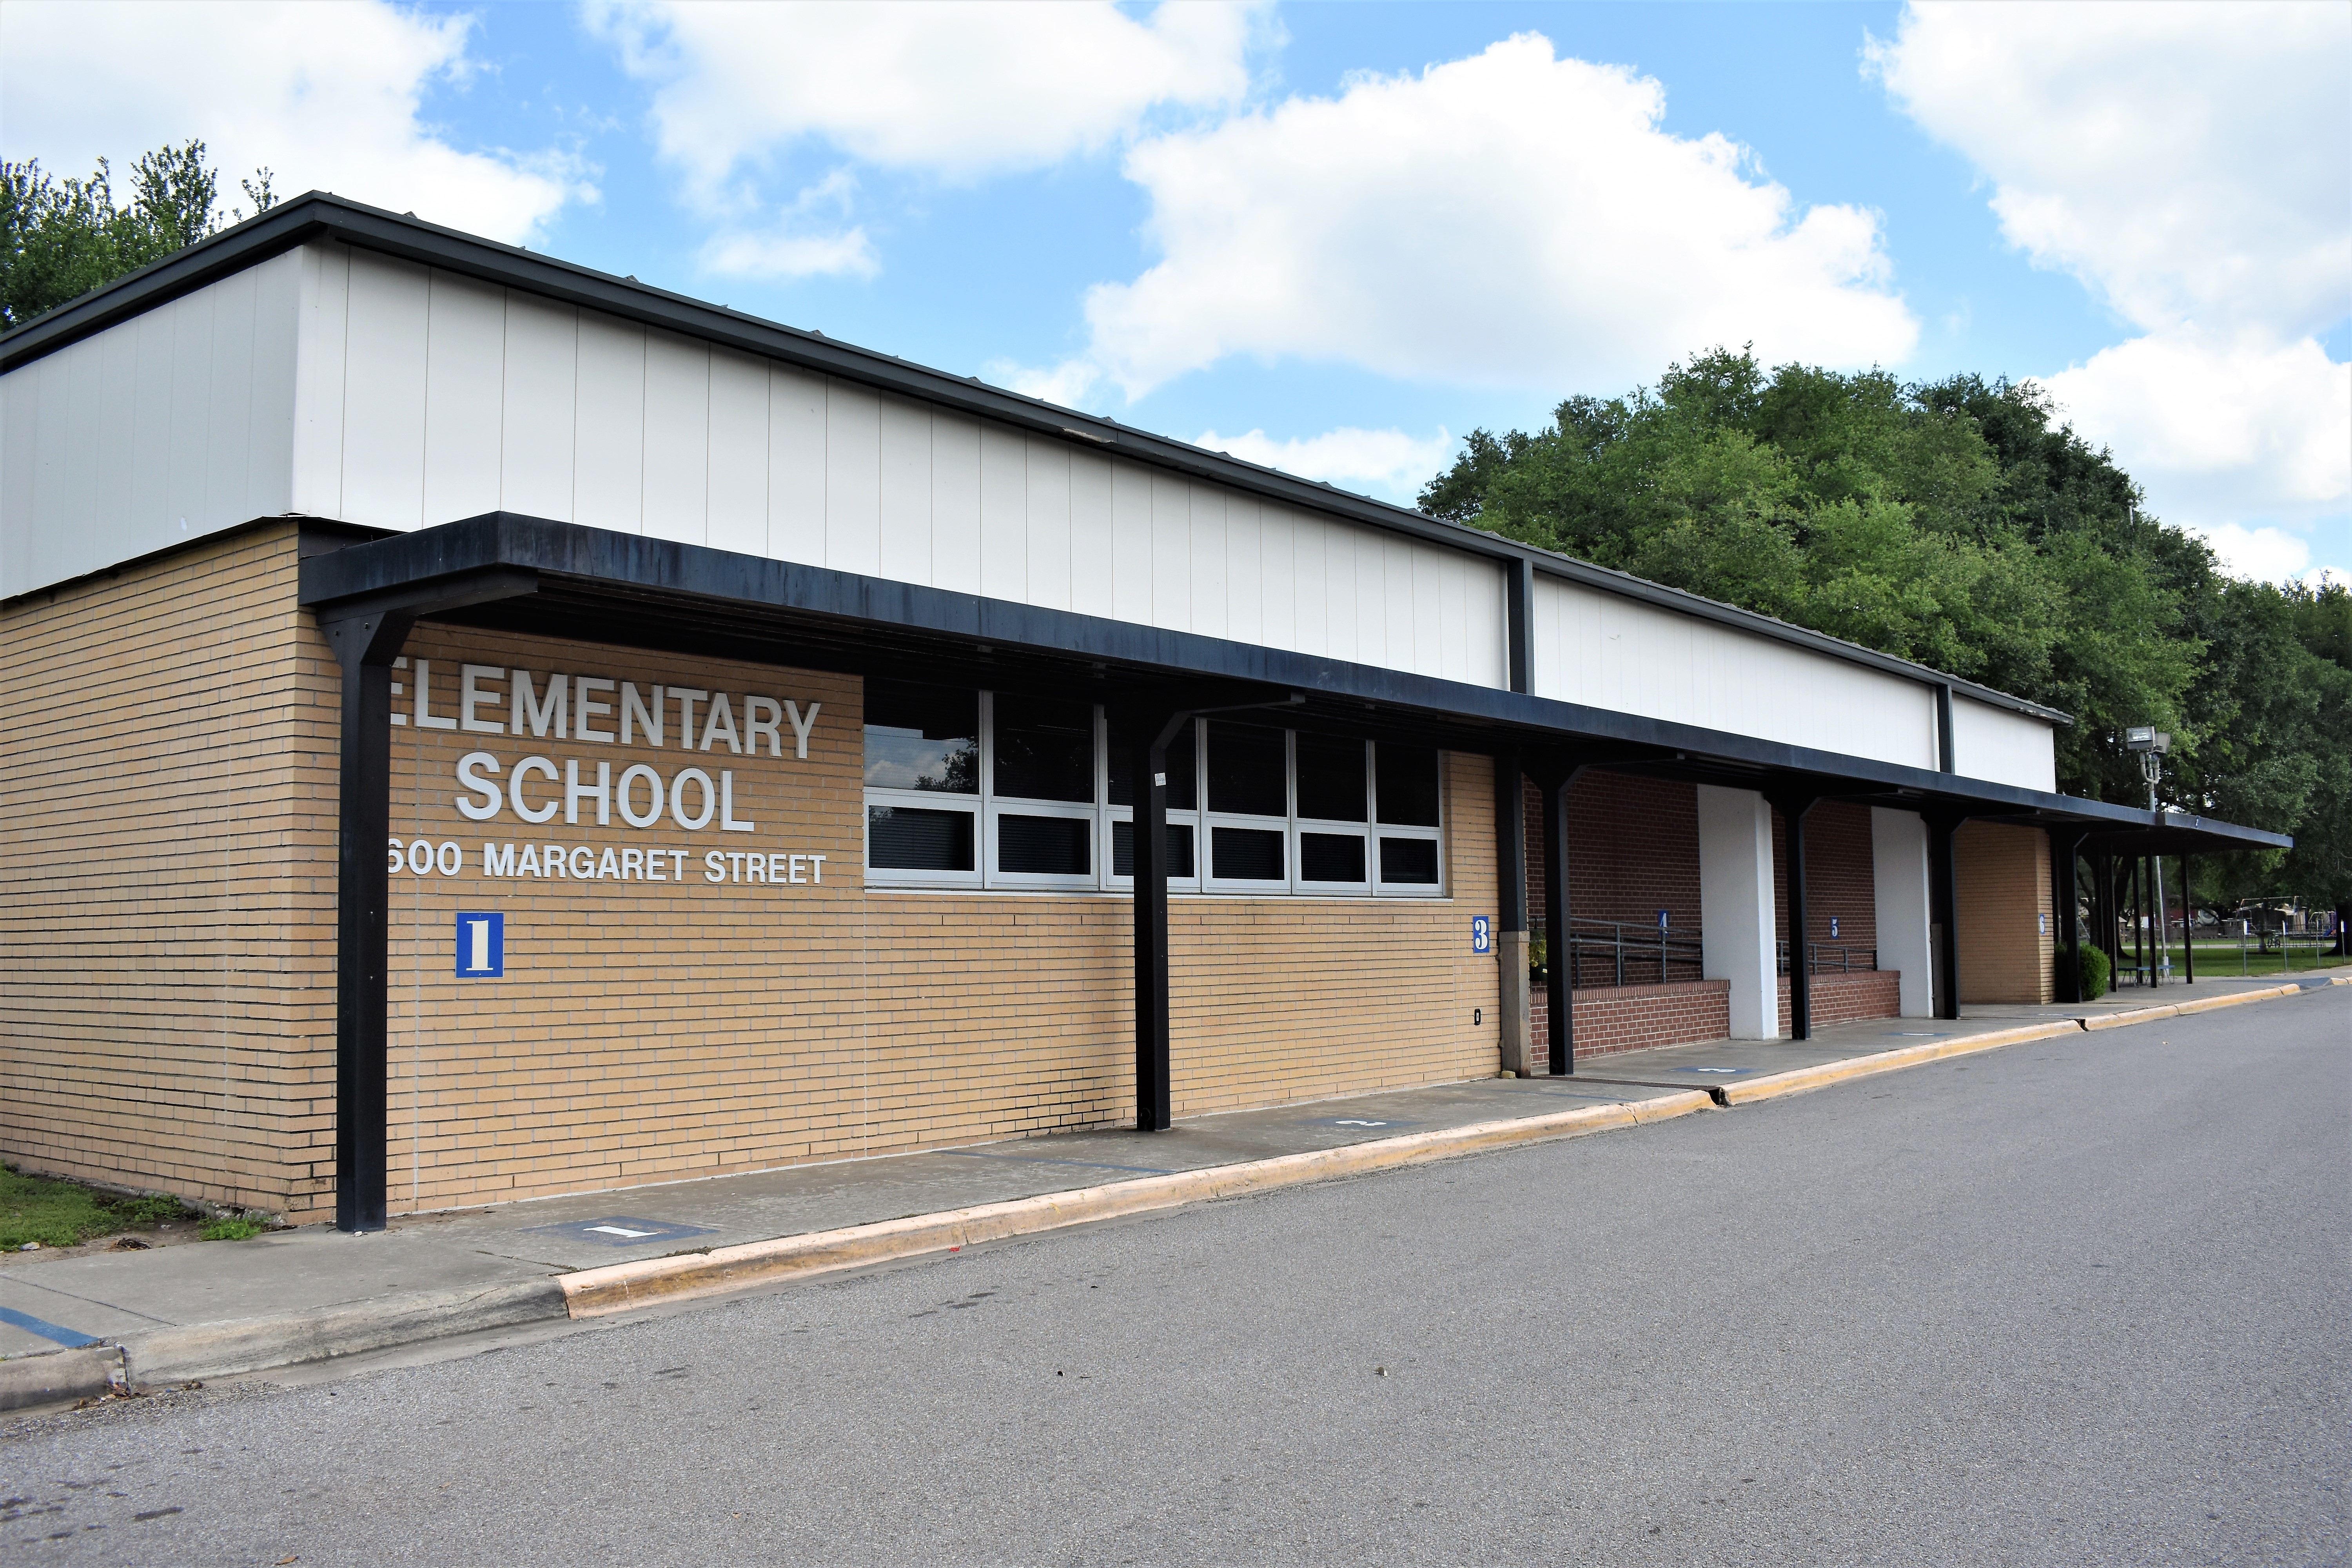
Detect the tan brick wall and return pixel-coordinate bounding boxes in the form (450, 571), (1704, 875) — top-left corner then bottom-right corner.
(7, 547), (1505, 1221)
(0, 524), (338, 1215)
(1956, 821), (2053, 1004)
(378, 625), (1503, 1216)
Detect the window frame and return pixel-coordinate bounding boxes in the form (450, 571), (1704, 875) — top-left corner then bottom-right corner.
(860, 690), (1444, 898)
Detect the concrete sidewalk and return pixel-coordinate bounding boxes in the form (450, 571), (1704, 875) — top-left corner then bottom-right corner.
(5, 972), (2340, 1405)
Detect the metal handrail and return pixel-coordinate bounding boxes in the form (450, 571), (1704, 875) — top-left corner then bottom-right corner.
(1535, 917), (1707, 989)
(1775, 940), (1880, 976)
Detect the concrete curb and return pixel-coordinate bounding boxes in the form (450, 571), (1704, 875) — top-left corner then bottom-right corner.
(1718, 1021), (2082, 1105)
(0, 1344), (126, 1413)
(5, 977), (2333, 1396)
(116, 1278), (569, 1385)
(559, 1090), (1716, 1319)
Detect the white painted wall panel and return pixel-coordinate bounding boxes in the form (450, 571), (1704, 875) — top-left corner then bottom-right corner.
(573, 312), (644, 533)
(705, 347), (768, 556)
(766, 363), (825, 563)
(978, 423), (1025, 604)
(1951, 697), (2057, 792)
(1107, 459), (1151, 625)
(501, 293), (577, 523)
(876, 394), (932, 585)
(927, 412), (980, 595)
(339, 251), (430, 530)
(1069, 450), (1114, 618)
(641, 332), (709, 544)
(202, 267), (260, 530)
(1532, 575), (1942, 769)
(288, 243), (348, 519)
(421, 271), (504, 526)
(0, 250), (301, 597)
(823, 381), (881, 577)
(1025, 441), (1071, 612)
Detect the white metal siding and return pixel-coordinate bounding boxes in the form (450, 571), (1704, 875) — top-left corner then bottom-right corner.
(1950, 696), (2058, 792)
(0, 250), (301, 599)
(1529, 573), (1941, 768)
(261, 242), (1508, 689)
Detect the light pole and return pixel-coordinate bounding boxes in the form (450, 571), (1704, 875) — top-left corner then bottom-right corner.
(2127, 727), (2172, 983)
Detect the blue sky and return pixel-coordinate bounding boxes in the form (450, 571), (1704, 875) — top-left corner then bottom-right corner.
(6, 1), (2346, 580)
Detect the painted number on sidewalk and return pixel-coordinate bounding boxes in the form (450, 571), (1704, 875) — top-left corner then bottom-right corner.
(456, 912), (505, 978)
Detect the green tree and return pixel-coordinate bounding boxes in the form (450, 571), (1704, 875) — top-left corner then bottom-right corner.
(2, 140), (275, 330)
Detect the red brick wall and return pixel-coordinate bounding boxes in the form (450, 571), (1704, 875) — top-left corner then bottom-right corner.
(1529, 979), (1731, 1066)
(1524, 768), (1701, 951)
(1777, 969), (1903, 1034)
(1771, 800), (1877, 954)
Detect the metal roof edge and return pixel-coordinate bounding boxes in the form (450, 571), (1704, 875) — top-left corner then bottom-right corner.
(9, 192), (2067, 727)
(298, 513), (2271, 849)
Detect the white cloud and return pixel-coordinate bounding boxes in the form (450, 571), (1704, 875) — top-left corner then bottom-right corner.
(2200, 523), (2316, 584)
(1870, 2), (2350, 582)
(1869, 1), (2348, 339)
(0, 0), (588, 243)
(1193, 426), (1455, 500)
(2041, 331), (2351, 524)
(586, 0), (1258, 199)
(699, 170), (878, 281)
(1031, 34), (1917, 403)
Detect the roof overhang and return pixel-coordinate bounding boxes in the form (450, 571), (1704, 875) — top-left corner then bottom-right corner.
(298, 513), (2285, 855)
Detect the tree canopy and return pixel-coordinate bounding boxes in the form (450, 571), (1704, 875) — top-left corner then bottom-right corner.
(2, 140), (274, 331)
(1421, 348), (2351, 912)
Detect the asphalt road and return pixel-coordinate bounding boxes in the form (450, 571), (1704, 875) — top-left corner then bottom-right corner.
(7, 989), (2347, 1566)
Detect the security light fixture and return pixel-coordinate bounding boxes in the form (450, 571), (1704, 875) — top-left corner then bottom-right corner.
(2124, 727), (2171, 754)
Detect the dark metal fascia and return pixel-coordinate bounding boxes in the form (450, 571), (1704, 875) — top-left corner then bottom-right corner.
(4, 192), (2073, 727)
(296, 512), (2268, 845)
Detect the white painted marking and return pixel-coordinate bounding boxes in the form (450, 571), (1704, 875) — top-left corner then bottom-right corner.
(585, 1225), (656, 1238)
(1332, 1119), (1387, 1127)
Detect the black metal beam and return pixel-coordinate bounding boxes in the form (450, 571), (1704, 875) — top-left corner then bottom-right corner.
(1538, 771), (1573, 1075)
(1774, 793), (1821, 1039)
(1123, 704), (1187, 1134)
(2180, 854), (2195, 985)
(1495, 748), (1527, 936)
(291, 514), (2283, 850)
(1926, 812), (1964, 1020)
(317, 605), (414, 1234)
(314, 573), (538, 1233)
(2051, 828), (2087, 1004)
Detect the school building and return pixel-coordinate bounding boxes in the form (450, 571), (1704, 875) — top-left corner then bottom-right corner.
(0, 196), (2286, 1231)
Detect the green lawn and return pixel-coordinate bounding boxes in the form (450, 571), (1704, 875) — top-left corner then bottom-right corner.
(0, 1164), (198, 1250)
(2116, 944), (2350, 982)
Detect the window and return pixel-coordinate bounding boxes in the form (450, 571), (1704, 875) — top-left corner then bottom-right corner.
(863, 682), (1443, 896)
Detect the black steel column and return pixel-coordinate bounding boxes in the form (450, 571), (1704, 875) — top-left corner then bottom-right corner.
(1495, 747), (1526, 937)
(1775, 796), (1819, 1039)
(1926, 812), (1962, 1020)
(2132, 857), (2147, 987)
(2052, 829), (2085, 1004)
(1127, 709), (1185, 1133)
(320, 606), (417, 1234)
(2180, 855), (2195, 984)
(1538, 767), (1575, 1075)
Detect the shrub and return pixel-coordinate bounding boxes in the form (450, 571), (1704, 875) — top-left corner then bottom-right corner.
(2067, 943), (2111, 1001)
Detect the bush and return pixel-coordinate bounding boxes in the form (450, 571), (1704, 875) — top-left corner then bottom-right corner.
(2065, 943), (2111, 1001)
